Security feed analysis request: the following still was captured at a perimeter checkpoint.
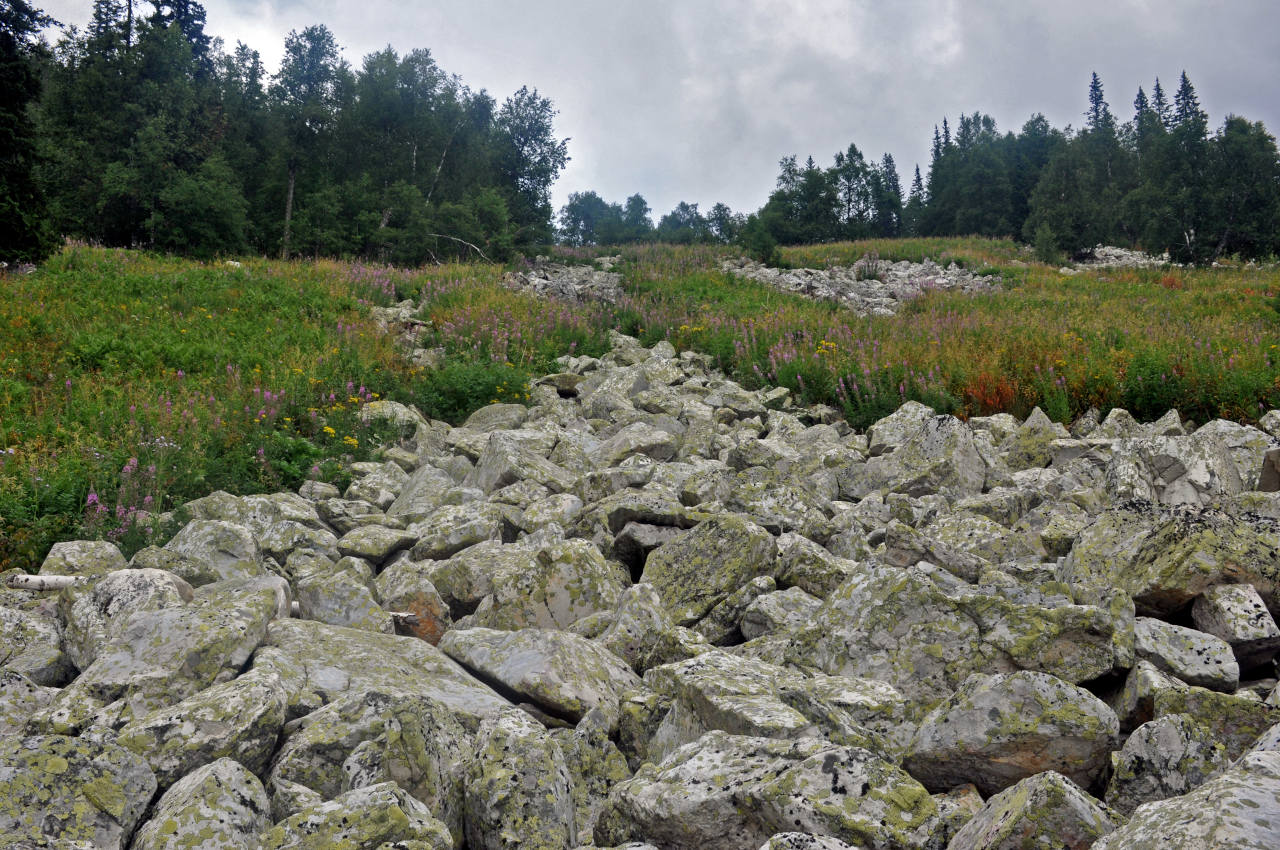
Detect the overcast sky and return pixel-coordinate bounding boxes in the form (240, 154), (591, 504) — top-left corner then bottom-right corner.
(38, 0), (1280, 221)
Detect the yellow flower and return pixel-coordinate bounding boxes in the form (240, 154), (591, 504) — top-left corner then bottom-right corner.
(343, 436), (359, 448)
(322, 426), (336, 437)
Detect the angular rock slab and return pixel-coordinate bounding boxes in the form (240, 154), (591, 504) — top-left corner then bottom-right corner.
(131, 758), (270, 850)
(905, 671), (1119, 796)
(0, 671), (57, 734)
(0, 734), (156, 849)
(163, 518), (266, 582)
(259, 781), (452, 849)
(0, 603), (71, 686)
(1103, 713), (1231, 816)
(116, 669), (287, 790)
(38, 538), (128, 577)
(1061, 507), (1280, 616)
(468, 538), (628, 632)
(253, 618), (511, 727)
(946, 770), (1116, 850)
(440, 627), (642, 724)
(465, 708), (576, 850)
(1094, 750), (1280, 850)
(1134, 616), (1239, 691)
(595, 731), (938, 850)
(640, 513), (778, 626)
(1192, 583), (1280, 670)
(52, 575), (284, 718)
(61, 568), (193, 670)
(268, 689), (470, 842)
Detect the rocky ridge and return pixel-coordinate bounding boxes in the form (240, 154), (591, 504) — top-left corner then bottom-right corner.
(6, 332), (1280, 848)
(719, 257), (1001, 317)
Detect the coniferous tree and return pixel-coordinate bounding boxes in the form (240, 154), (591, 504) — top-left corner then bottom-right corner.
(0, 0), (57, 263)
(1151, 77), (1172, 129)
(902, 164), (925, 236)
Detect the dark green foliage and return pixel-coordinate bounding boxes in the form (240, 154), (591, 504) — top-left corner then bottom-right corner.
(0, 0), (57, 263)
(30, 7), (568, 262)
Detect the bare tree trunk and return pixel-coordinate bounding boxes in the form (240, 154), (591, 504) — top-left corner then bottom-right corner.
(126, 0), (133, 47)
(6, 574), (81, 591)
(281, 163), (296, 260)
(424, 119), (465, 207)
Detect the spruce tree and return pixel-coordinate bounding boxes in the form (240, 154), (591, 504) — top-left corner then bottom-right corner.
(1151, 78), (1172, 128)
(0, 0), (57, 263)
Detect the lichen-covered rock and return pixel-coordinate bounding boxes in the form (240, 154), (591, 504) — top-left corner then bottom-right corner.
(595, 731), (938, 850)
(375, 561), (453, 644)
(45, 575), (283, 718)
(440, 627), (642, 724)
(1, 603), (72, 686)
(259, 780), (453, 849)
(294, 557), (394, 634)
(38, 538), (128, 577)
(639, 514), (777, 626)
(0, 734), (156, 849)
(464, 708), (576, 850)
(268, 689), (470, 841)
(756, 834), (861, 849)
(468, 538), (627, 631)
(1191, 583), (1280, 670)
(904, 671), (1119, 795)
(866, 401), (935, 456)
(409, 502), (511, 561)
(1103, 713), (1231, 816)
(344, 461), (411, 509)
(552, 718), (633, 841)
(336, 524), (417, 567)
(597, 583), (709, 674)
(1093, 750), (1280, 850)
(131, 758), (270, 850)
(0, 671), (57, 734)
(1134, 616), (1240, 691)
(591, 421), (680, 467)
(116, 668), (286, 790)
(946, 770), (1116, 850)
(61, 568), (194, 670)
(465, 431), (577, 495)
(129, 544), (224, 587)
(694, 575), (776, 645)
(741, 586), (823, 640)
(1062, 507), (1280, 616)
(773, 532), (860, 599)
(164, 518), (266, 582)
(252, 618), (510, 727)
(859, 414), (987, 498)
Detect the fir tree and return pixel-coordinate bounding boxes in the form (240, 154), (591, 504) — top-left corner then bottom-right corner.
(1, 0), (58, 263)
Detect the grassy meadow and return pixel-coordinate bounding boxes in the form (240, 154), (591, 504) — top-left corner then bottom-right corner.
(3, 238), (1279, 571)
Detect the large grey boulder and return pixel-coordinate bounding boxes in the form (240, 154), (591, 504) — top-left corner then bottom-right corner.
(38, 538), (128, 577)
(164, 518), (266, 582)
(0, 671), (57, 734)
(465, 708), (577, 850)
(946, 770), (1116, 850)
(131, 758), (270, 850)
(43, 575), (284, 720)
(787, 563), (1131, 709)
(0, 734), (156, 849)
(0, 603), (72, 685)
(1192, 583), (1280, 670)
(1094, 750), (1280, 849)
(440, 627), (643, 724)
(468, 538), (628, 632)
(596, 731), (938, 850)
(904, 671), (1119, 795)
(259, 780), (453, 849)
(1134, 616), (1240, 691)
(1061, 507), (1280, 616)
(61, 568), (194, 670)
(596, 583), (710, 674)
(252, 618), (510, 726)
(116, 668), (287, 790)
(293, 556), (394, 634)
(639, 514), (778, 626)
(267, 689), (470, 841)
(1103, 713), (1231, 816)
(858, 415), (987, 499)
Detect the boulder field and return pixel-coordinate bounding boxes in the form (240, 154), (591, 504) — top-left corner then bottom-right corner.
(6, 331), (1280, 848)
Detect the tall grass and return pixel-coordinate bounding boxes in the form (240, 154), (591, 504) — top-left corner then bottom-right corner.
(4, 240), (1279, 571)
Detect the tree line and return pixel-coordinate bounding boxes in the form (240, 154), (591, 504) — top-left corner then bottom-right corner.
(561, 72), (1280, 265)
(3, 1), (1278, 267)
(2, 0), (569, 264)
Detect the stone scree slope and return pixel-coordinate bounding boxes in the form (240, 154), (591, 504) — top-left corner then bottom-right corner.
(8, 332), (1280, 848)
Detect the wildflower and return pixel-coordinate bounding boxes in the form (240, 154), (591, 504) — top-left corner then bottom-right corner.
(323, 426), (336, 437)
(343, 436), (359, 448)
